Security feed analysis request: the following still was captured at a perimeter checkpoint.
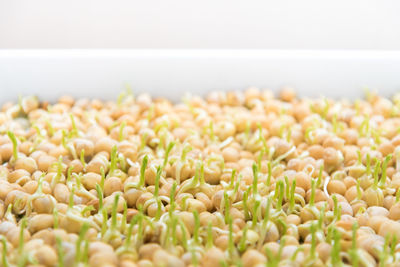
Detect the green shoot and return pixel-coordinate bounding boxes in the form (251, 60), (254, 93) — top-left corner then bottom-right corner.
(169, 182), (177, 216)
(357, 150), (362, 165)
(17, 218), (27, 267)
(4, 204), (13, 223)
(310, 223), (317, 259)
(252, 163), (259, 195)
(7, 131), (18, 161)
(277, 218), (287, 236)
(96, 184), (104, 211)
(179, 221), (188, 251)
(56, 236), (64, 267)
(224, 191), (230, 224)
(53, 208), (59, 229)
(66, 165), (74, 183)
(266, 161), (272, 186)
(121, 201), (127, 231)
(373, 161), (381, 188)
(243, 189), (250, 220)
(316, 165), (323, 188)
(263, 198), (271, 225)
(284, 176), (290, 199)
(191, 249), (199, 267)
(273, 178), (280, 200)
(139, 155), (148, 188)
(258, 124), (268, 153)
(46, 119), (55, 137)
(238, 225), (248, 252)
(289, 179), (296, 213)
(366, 153), (371, 176)
(154, 166), (162, 198)
(332, 195), (341, 221)
(193, 210), (200, 245)
(18, 218), (27, 254)
(349, 223), (359, 267)
(54, 156), (64, 185)
(232, 175), (241, 197)
(125, 215), (137, 248)
(252, 199), (261, 227)
(74, 173), (82, 189)
(163, 142), (175, 169)
(265, 247), (277, 267)
(61, 130), (67, 150)
(390, 235), (397, 258)
(69, 114), (78, 137)
(331, 228), (341, 265)
(155, 198), (162, 221)
(277, 237), (286, 264)
(1, 236), (9, 267)
(380, 154), (392, 186)
(111, 194), (120, 229)
(371, 129), (381, 145)
(257, 148), (264, 171)
(36, 176), (44, 195)
(101, 207), (108, 237)
(209, 121), (215, 141)
(109, 145), (118, 176)
(180, 195), (188, 211)
(80, 149), (86, 167)
(75, 223), (89, 263)
(380, 234), (390, 266)
(230, 169), (236, 188)
(82, 240), (89, 265)
(286, 127), (292, 143)
(199, 161), (205, 185)
(100, 167), (105, 191)
(219, 260), (229, 267)
(305, 127), (314, 144)
(226, 255), (240, 267)
(181, 143), (192, 162)
(291, 246), (304, 262)
(119, 121), (126, 141)
(276, 180), (284, 211)
(318, 204), (326, 229)
(396, 188), (400, 203)
(81, 205), (94, 217)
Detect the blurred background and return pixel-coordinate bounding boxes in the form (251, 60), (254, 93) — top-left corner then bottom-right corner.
(1, 0), (400, 101)
(1, 0), (400, 50)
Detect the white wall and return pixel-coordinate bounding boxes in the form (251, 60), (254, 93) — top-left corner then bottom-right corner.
(1, 0), (400, 49)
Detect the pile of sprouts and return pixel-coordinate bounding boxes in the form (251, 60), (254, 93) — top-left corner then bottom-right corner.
(0, 88), (400, 267)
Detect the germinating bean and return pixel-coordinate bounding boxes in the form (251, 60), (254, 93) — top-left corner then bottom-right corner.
(0, 90), (399, 266)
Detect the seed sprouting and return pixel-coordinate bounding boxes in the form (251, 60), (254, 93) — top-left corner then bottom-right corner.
(0, 90), (399, 266)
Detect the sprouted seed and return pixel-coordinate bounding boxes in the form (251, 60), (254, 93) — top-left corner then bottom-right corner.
(0, 89), (399, 266)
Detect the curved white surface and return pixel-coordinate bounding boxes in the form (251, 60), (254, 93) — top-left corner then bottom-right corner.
(1, 0), (400, 50)
(0, 49), (400, 103)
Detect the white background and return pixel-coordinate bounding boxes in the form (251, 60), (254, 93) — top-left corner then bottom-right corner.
(1, 0), (400, 49)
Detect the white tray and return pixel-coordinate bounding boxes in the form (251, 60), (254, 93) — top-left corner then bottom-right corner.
(1, 49), (400, 103)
